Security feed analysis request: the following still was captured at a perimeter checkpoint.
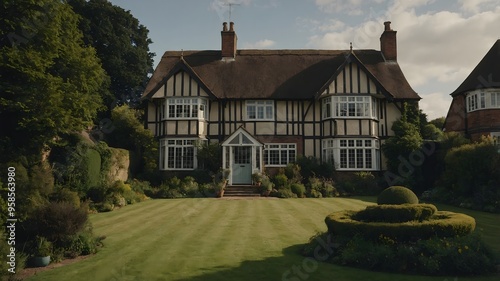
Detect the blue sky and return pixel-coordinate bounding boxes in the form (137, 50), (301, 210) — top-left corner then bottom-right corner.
(109, 0), (500, 120)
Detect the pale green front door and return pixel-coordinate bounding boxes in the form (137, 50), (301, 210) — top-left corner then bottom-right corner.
(232, 146), (252, 184)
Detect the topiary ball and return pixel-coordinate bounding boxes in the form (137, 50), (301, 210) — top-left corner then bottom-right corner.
(377, 186), (418, 205)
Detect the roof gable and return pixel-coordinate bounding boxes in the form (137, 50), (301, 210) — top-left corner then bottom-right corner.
(144, 59), (216, 99)
(451, 40), (500, 97)
(317, 52), (393, 100)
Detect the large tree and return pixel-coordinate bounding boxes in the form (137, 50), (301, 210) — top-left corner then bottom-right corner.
(0, 0), (107, 159)
(68, 0), (155, 109)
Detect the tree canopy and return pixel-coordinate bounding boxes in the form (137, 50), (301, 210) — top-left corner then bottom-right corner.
(0, 0), (107, 159)
(67, 0), (155, 109)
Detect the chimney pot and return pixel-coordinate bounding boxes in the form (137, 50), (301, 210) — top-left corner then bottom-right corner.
(384, 21), (392, 31)
(223, 22), (228, 31)
(229, 22), (234, 31)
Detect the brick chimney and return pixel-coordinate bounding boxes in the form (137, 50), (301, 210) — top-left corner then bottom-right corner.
(221, 22), (237, 60)
(380, 21), (397, 61)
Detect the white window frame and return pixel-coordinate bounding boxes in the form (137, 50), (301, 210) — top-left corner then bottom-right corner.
(160, 139), (198, 170)
(321, 95), (376, 119)
(165, 98), (208, 120)
(466, 90), (500, 112)
(322, 138), (379, 171)
(246, 100), (274, 121)
(263, 143), (296, 167)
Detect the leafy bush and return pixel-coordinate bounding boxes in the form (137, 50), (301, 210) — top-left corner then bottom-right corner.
(34, 201), (89, 242)
(181, 176), (199, 197)
(325, 210), (476, 241)
(272, 173), (289, 189)
(296, 156), (335, 180)
(290, 183), (306, 198)
(283, 163), (302, 183)
(440, 138), (500, 198)
(276, 189), (297, 198)
(377, 186), (419, 205)
(307, 177), (339, 198)
(50, 188), (81, 208)
(336, 172), (382, 195)
(303, 232), (496, 275)
(354, 204), (437, 223)
(84, 148), (101, 187)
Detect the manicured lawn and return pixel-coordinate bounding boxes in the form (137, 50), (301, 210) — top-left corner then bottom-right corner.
(26, 198), (499, 281)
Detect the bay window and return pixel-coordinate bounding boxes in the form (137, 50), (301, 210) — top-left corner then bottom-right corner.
(467, 91), (500, 112)
(322, 138), (379, 170)
(166, 98), (208, 119)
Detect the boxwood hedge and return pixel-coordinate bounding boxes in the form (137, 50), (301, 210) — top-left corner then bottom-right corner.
(325, 210), (476, 241)
(353, 203), (437, 223)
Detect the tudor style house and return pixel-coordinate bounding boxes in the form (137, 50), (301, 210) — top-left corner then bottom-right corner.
(141, 21), (420, 185)
(444, 40), (500, 144)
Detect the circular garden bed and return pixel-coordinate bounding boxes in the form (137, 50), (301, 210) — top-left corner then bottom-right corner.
(303, 186), (497, 276)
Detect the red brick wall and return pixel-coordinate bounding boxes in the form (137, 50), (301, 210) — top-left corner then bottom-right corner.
(467, 109), (500, 137)
(444, 96), (466, 133)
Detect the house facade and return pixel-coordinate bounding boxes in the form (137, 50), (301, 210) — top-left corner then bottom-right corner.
(444, 40), (500, 144)
(141, 21), (420, 185)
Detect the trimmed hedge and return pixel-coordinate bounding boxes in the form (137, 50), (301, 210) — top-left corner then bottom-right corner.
(354, 204), (437, 223)
(325, 210), (476, 241)
(377, 186), (418, 205)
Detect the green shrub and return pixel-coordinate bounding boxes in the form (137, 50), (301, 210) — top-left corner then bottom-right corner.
(290, 183), (306, 198)
(276, 189), (297, 198)
(34, 201), (89, 242)
(96, 202), (114, 212)
(273, 174), (289, 189)
(325, 210), (475, 241)
(296, 156), (335, 179)
(181, 176), (199, 197)
(198, 183), (216, 197)
(377, 186), (418, 205)
(304, 232), (496, 275)
(84, 148), (101, 188)
(128, 179), (151, 193)
(50, 188), (81, 208)
(307, 177), (339, 198)
(354, 204), (437, 223)
(336, 172), (382, 195)
(283, 163), (302, 183)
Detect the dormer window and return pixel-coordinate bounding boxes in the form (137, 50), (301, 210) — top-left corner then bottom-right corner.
(165, 98), (208, 120)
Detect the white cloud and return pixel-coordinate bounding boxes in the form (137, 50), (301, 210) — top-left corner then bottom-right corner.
(241, 39), (276, 49)
(306, 1), (500, 119)
(314, 0), (382, 15)
(458, 0), (498, 13)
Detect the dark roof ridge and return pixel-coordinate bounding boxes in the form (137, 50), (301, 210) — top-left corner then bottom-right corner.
(162, 49), (382, 58)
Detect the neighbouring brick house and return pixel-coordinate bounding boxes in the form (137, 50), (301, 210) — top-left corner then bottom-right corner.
(141, 21), (420, 185)
(444, 40), (500, 143)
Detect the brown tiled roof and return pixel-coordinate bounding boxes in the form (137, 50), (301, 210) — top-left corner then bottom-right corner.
(451, 40), (500, 97)
(142, 49), (420, 100)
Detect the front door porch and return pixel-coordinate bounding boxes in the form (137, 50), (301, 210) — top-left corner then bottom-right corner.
(221, 127), (263, 185)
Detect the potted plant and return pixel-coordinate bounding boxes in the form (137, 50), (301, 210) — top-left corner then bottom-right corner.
(215, 181), (226, 198)
(32, 237), (52, 267)
(214, 169), (230, 198)
(252, 172), (264, 186)
(260, 178), (274, 197)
